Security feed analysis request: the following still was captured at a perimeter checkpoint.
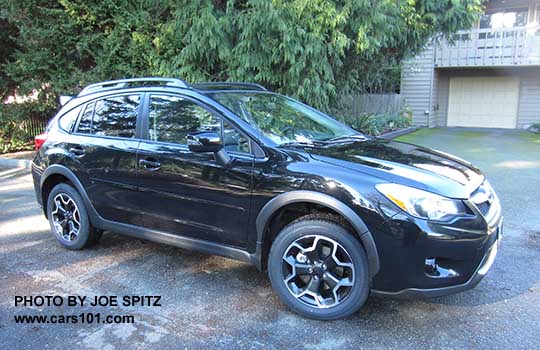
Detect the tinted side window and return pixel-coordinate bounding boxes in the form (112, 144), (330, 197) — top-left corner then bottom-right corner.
(148, 95), (220, 144)
(77, 102), (94, 134)
(223, 121), (250, 154)
(58, 106), (82, 132)
(92, 95), (140, 138)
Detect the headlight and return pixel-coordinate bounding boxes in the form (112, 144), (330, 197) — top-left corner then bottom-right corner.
(376, 183), (467, 221)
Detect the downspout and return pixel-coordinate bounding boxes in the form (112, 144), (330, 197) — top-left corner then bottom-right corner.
(427, 42), (436, 128)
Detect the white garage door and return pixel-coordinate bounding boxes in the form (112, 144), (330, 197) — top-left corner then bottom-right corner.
(447, 77), (519, 128)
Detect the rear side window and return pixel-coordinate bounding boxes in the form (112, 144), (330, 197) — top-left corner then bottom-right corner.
(93, 95), (140, 138)
(58, 106), (82, 132)
(76, 95), (140, 138)
(77, 102), (94, 134)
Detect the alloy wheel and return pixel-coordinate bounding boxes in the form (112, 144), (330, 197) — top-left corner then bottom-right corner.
(282, 235), (355, 308)
(51, 193), (81, 242)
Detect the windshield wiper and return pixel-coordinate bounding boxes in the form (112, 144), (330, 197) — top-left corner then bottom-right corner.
(279, 135), (365, 148)
(324, 134), (367, 144)
(278, 141), (326, 148)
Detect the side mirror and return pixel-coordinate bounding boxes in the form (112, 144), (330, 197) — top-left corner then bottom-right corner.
(187, 131), (231, 165)
(187, 132), (223, 153)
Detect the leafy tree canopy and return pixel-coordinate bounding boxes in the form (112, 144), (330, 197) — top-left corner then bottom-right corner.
(1, 0), (484, 114)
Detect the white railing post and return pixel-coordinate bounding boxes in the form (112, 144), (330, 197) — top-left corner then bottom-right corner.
(457, 33), (461, 65)
(512, 27), (522, 64)
(500, 29), (505, 65)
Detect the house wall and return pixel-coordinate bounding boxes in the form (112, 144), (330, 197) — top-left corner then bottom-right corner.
(517, 69), (540, 128)
(485, 0), (539, 20)
(429, 67), (540, 128)
(434, 74), (450, 126)
(487, 0), (532, 11)
(401, 0), (540, 128)
(400, 45), (435, 126)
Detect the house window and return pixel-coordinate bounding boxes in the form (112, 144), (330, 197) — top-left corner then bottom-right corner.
(480, 8), (529, 30)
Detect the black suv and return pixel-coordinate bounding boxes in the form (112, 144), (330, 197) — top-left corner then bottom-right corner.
(32, 78), (502, 320)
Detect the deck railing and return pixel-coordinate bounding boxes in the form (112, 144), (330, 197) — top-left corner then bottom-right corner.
(435, 25), (540, 67)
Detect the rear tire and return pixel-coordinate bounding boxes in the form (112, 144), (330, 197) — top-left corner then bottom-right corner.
(268, 216), (370, 320)
(46, 183), (101, 250)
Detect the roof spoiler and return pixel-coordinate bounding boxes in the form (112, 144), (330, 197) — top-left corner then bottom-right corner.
(59, 95), (74, 106)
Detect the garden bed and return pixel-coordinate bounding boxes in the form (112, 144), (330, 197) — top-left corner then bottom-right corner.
(334, 107), (414, 138)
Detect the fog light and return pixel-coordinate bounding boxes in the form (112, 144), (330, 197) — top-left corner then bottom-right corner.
(425, 258), (437, 274)
(425, 257), (459, 278)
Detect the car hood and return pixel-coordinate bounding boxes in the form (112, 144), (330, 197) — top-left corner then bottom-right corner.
(307, 139), (484, 199)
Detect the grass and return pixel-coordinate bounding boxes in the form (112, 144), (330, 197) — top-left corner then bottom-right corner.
(397, 127), (540, 144)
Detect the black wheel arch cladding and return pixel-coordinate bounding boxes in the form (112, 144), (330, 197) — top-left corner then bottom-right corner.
(256, 190), (380, 277)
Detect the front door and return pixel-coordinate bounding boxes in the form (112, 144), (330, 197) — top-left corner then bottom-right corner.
(137, 93), (253, 248)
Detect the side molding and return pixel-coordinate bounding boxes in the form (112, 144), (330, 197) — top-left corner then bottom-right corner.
(255, 190), (380, 277)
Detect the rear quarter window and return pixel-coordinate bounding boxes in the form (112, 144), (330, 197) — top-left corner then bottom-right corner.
(58, 106), (82, 132)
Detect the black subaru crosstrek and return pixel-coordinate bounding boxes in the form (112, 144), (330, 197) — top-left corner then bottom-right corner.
(32, 78), (502, 320)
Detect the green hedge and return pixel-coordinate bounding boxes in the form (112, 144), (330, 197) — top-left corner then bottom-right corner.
(1, 1), (483, 153)
(335, 107), (412, 136)
(529, 123), (540, 134)
(0, 102), (52, 153)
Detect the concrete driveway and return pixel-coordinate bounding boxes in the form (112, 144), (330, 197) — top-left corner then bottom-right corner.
(1, 128), (539, 349)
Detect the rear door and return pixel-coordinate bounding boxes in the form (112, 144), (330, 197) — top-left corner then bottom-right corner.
(71, 93), (144, 226)
(136, 93), (254, 248)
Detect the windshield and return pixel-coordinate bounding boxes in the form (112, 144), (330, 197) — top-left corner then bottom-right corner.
(210, 92), (357, 145)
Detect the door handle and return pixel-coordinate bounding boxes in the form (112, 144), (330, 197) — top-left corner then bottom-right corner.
(69, 146), (85, 157)
(139, 158), (161, 171)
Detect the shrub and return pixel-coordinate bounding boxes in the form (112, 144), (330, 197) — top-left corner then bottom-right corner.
(335, 107), (412, 136)
(0, 102), (50, 154)
(1, 1), (484, 119)
(528, 123), (540, 134)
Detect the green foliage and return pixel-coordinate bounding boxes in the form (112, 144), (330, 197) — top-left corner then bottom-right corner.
(0, 18), (19, 100)
(336, 107), (412, 136)
(0, 138), (33, 154)
(528, 123), (540, 134)
(0, 0), (483, 144)
(0, 102), (50, 153)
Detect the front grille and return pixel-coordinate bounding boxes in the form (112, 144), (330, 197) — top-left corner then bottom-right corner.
(470, 181), (495, 217)
(476, 201), (491, 216)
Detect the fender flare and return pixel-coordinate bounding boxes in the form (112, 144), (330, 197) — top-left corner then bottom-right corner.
(40, 165), (102, 227)
(255, 190), (380, 277)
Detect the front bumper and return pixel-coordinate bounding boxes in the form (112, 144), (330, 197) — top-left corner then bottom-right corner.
(370, 191), (502, 297)
(372, 233), (499, 298)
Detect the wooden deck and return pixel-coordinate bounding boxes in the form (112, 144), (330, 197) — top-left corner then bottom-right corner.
(435, 26), (540, 67)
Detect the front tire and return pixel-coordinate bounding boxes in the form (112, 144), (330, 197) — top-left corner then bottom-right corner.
(268, 216), (370, 320)
(46, 183), (101, 250)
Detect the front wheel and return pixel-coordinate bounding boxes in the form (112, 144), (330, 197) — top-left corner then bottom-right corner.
(268, 217), (370, 320)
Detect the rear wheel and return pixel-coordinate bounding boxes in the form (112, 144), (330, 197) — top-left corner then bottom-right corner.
(268, 216), (370, 320)
(46, 183), (101, 250)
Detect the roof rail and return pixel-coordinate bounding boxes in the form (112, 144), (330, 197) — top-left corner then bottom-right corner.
(78, 77), (189, 97)
(192, 82), (269, 91)
(59, 95), (74, 106)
